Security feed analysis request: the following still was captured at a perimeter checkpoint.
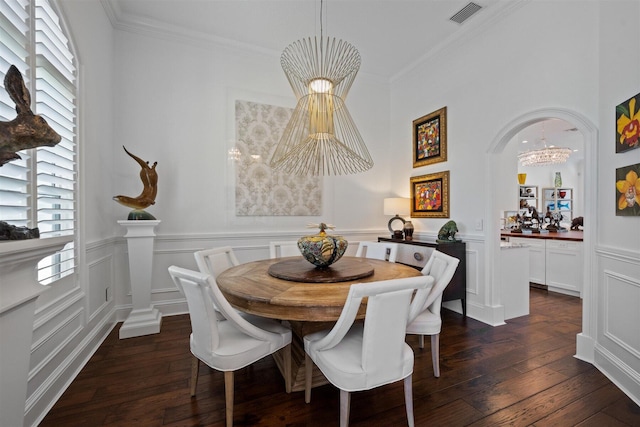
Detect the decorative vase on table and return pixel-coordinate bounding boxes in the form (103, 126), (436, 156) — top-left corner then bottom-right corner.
(403, 221), (414, 240)
(554, 172), (562, 188)
(297, 223), (348, 269)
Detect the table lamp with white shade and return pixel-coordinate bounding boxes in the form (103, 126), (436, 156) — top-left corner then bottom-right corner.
(383, 197), (410, 239)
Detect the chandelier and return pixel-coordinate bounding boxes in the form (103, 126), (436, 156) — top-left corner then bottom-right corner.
(269, 1), (373, 176)
(518, 125), (571, 166)
(518, 146), (572, 166)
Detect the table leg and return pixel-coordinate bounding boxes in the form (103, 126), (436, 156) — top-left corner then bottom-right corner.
(271, 321), (332, 393)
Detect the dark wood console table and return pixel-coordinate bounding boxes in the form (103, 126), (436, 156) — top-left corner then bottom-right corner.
(378, 237), (467, 317)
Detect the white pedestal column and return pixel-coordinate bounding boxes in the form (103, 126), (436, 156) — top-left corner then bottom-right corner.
(118, 220), (162, 339)
(0, 236), (72, 427)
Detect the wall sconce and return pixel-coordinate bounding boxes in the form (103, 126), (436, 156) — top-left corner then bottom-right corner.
(228, 147), (241, 161)
(383, 197), (410, 239)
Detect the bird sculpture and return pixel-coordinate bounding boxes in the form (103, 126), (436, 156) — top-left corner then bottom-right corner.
(0, 65), (62, 166)
(113, 146), (158, 219)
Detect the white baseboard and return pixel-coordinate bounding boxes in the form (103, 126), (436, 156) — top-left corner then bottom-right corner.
(575, 332), (595, 363)
(594, 344), (640, 407)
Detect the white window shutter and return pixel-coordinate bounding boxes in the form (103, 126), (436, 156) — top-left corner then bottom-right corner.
(1, 0), (77, 284)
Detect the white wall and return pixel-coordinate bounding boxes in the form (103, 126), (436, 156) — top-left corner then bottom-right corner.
(392, 0), (639, 404)
(390, 0), (598, 234)
(594, 0), (640, 404)
(112, 31), (392, 236)
(108, 21), (394, 317)
(391, 0), (599, 324)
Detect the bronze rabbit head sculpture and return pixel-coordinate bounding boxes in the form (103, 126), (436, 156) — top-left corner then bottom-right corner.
(0, 65), (62, 166)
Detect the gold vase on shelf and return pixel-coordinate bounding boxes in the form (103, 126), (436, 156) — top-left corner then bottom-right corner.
(517, 173), (527, 185)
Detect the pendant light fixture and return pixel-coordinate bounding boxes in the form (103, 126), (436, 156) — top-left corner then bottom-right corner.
(518, 124), (571, 167)
(269, 0), (373, 175)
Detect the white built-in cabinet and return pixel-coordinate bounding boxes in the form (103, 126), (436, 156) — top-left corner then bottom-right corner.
(512, 237), (546, 285)
(508, 236), (583, 297)
(545, 240), (583, 296)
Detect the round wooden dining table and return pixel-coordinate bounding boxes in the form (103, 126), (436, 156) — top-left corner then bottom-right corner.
(216, 256), (423, 321)
(216, 256), (423, 392)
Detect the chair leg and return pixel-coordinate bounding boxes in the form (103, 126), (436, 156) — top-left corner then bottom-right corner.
(431, 334), (440, 377)
(404, 375), (415, 427)
(224, 371), (234, 427)
(418, 335), (425, 349)
(304, 353), (312, 403)
(339, 389), (351, 427)
(190, 356), (199, 397)
(283, 344), (292, 393)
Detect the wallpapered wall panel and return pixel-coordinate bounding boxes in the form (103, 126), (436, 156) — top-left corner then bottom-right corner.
(234, 100), (322, 216)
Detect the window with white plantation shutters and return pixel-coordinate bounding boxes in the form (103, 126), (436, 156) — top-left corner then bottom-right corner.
(0, 0), (77, 285)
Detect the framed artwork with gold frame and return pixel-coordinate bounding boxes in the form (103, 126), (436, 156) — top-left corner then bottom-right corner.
(413, 106), (447, 168)
(410, 171), (449, 218)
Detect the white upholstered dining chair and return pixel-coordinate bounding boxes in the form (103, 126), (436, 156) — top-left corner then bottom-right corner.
(269, 240), (301, 258)
(194, 246), (241, 319)
(194, 246), (239, 278)
(303, 275), (434, 427)
(405, 250), (460, 377)
(355, 241), (399, 263)
(168, 266), (292, 427)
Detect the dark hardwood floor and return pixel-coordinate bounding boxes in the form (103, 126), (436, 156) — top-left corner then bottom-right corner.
(41, 288), (640, 426)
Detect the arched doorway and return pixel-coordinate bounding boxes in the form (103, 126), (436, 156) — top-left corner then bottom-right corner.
(485, 108), (597, 362)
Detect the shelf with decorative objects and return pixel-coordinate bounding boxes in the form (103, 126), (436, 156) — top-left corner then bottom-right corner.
(518, 185), (538, 213)
(542, 187), (573, 225)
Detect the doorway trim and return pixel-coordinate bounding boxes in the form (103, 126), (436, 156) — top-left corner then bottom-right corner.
(485, 107), (597, 362)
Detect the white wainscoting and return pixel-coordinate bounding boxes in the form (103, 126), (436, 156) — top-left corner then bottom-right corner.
(25, 241), (118, 427)
(595, 245), (640, 407)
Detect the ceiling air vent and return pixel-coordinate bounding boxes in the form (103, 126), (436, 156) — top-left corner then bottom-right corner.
(450, 2), (483, 24)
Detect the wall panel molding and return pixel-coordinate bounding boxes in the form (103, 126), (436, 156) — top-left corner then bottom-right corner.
(596, 245), (640, 264)
(85, 236), (118, 252)
(603, 269), (640, 359)
(33, 287), (84, 330)
(87, 253), (114, 321)
(29, 308), (84, 383)
(466, 247), (480, 296)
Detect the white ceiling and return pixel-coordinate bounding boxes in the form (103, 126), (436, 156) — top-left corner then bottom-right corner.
(104, 0), (519, 81)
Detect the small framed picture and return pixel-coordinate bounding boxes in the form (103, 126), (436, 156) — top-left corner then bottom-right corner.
(616, 92), (639, 153)
(616, 163), (640, 216)
(413, 107), (447, 167)
(410, 171), (449, 218)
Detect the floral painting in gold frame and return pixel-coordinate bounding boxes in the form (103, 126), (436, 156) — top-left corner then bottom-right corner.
(616, 92), (639, 153)
(410, 171), (449, 218)
(413, 106), (447, 167)
(615, 163), (640, 216)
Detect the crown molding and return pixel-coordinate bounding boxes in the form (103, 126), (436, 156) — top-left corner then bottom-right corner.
(100, 0), (279, 57)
